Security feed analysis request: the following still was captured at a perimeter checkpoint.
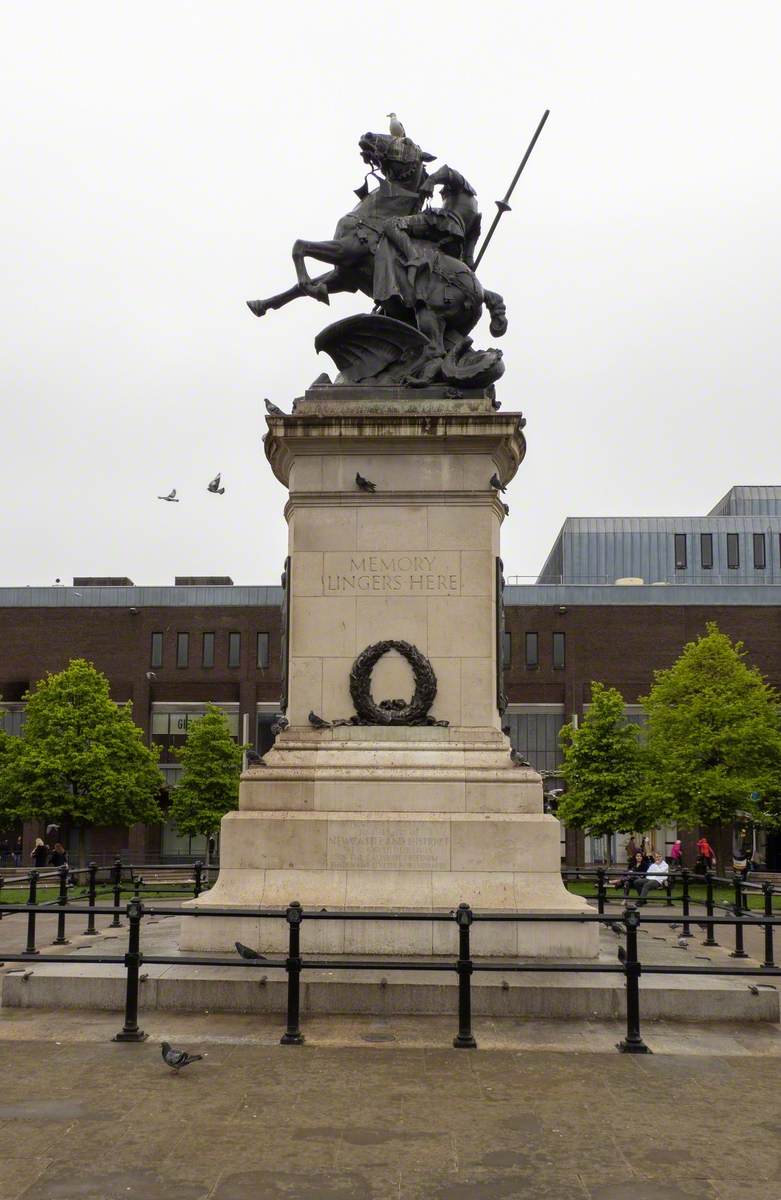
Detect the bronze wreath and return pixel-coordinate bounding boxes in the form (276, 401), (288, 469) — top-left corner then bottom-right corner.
(349, 640), (438, 725)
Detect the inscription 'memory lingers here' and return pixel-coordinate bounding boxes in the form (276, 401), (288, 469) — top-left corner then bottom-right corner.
(323, 552), (460, 595)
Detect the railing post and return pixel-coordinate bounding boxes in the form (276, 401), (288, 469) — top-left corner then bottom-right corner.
(23, 870), (40, 955)
(133, 874), (143, 902)
(617, 906), (650, 1054)
(665, 871), (674, 907)
(83, 862), (98, 936)
(0, 873), (4, 921)
(453, 903), (477, 1049)
(680, 868), (692, 938)
(730, 874), (748, 959)
(280, 901), (305, 1045)
(703, 870), (718, 946)
(53, 863), (70, 945)
(761, 882), (775, 970)
(596, 867), (606, 915)
(111, 858), (123, 928)
(193, 860), (203, 898)
(113, 898), (147, 1042)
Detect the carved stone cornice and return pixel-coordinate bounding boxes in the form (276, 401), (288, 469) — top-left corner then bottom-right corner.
(263, 407), (526, 490)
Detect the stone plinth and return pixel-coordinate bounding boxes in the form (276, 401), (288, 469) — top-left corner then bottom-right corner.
(180, 387), (597, 960)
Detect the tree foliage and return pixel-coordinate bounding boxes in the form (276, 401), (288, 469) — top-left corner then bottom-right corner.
(169, 706), (244, 843)
(557, 682), (650, 837)
(641, 623), (781, 828)
(0, 660), (162, 834)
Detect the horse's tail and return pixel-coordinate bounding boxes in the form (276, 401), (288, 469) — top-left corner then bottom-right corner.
(483, 289), (508, 338)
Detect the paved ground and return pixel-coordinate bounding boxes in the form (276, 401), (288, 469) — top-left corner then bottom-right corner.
(1, 899), (781, 1199)
(0, 1010), (780, 1199)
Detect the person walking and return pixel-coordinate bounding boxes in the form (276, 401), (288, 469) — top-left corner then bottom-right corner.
(13, 836), (22, 867)
(625, 835), (638, 864)
(669, 839), (683, 869)
(696, 837), (717, 872)
(637, 853), (669, 904)
(30, 838), (48, 868)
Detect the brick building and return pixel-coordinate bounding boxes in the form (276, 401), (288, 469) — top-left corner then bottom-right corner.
(3, 487), (781, 867)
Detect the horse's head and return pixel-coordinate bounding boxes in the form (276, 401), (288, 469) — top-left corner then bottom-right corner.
(359, 131), (436, 186)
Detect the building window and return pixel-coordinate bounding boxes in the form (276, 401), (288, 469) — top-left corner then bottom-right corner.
(176, 633), (189, 669)
(674, 533), (687, 570)
(700, 533), (713, 570)
(228, 632), (241, 668)
(727, 533), (740, 569)
(150, 632), (163, 669)
(502, 632), (512, 669)
(753, 533), (766, 570)
(525, 632), (539, 669)
(202, 632), (214, 668)
(552, 632), (566, 670)
(257, 632), (270, 669)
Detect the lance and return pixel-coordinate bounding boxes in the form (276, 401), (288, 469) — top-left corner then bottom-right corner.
(473, 109), (550, 270)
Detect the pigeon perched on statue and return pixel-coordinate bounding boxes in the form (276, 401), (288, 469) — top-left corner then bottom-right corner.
(271, 714), (289, 736)
(356, 472), (377, 493)
(309, 711), (332, 729)
(245, 749), (266, 767)
(265, 398), (285, 417)
(489, 474), (506, 493)
(235, 942), (268, 961)
(510, 747), (530, 767)
(207, 473), (225, 495)
(161, 1042), (203, 1073)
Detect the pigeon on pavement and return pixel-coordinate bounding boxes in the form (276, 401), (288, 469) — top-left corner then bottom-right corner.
(356, 472), (377, 492)
(158, 489), (179, 503)
(207, 473), (225, 495)
(265, 398), (285, 416)
(161, 1042), (203, 1072)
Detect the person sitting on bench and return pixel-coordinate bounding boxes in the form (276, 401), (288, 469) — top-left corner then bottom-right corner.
(637, 852), (669, 904)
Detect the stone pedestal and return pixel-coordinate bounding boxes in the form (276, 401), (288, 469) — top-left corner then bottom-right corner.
(181, 387), (597, 959)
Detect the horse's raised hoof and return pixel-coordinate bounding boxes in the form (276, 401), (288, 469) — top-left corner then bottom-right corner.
(247, 299), (268, 318)
(309, 282), (330, 306)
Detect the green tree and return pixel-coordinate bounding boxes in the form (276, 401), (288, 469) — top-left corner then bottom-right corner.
(641, 623), (781, 829)
(1, 659), (162, 862)
(557, 683), (650, 850)
(170, 706), (244, 866)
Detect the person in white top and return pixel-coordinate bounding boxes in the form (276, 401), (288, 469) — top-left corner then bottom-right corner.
(637, 852), (669, 905)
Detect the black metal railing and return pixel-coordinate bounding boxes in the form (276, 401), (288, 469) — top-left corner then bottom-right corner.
(0, 896), (780, 1053)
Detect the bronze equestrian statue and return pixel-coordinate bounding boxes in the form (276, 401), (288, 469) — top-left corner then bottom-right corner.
(247, 129), (509, 388)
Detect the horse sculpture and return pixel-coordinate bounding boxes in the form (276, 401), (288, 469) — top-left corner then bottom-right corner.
(247, 132), (507, 388)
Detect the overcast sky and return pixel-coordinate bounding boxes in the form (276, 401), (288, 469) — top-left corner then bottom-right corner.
(2, 1), (779, 587)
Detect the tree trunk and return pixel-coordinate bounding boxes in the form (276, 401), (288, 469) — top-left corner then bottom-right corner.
(76, 825), (87, 868)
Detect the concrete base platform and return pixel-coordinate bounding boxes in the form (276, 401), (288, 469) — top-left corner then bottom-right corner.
(3, 958), (778, 1023)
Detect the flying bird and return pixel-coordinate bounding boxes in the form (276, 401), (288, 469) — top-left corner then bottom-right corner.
(387, 112), (405, 138)
(265, 398), (285, 417)
(489, 474), (506, 493)
(207, 473), (225, 495)
(356, 472), (377, 493)
(309, 711), (332, 729)
(161, 1042), (203, 1073)
(158, 489), (179, 503)
(235, 942), (268, 961)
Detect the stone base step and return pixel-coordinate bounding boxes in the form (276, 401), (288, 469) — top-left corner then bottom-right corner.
(3, 962), (777, 1023)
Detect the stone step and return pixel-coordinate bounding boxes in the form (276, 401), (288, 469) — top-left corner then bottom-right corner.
(3, 962), (777, 1023)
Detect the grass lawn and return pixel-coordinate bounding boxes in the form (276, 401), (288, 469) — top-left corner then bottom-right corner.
(0, 884), (202, 905)
(565, 879), (781, 909)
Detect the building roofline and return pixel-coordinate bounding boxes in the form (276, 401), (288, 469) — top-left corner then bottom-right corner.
(0, 585), (283, 608)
